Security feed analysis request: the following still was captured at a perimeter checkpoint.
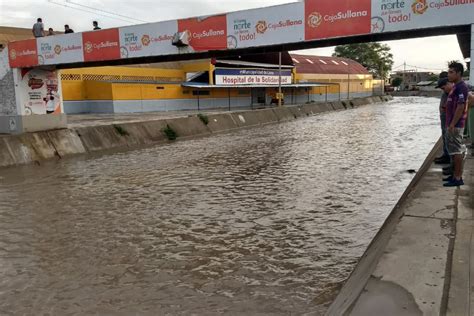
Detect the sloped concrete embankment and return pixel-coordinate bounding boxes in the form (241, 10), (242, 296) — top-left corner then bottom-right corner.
(0, 96), (392, 168)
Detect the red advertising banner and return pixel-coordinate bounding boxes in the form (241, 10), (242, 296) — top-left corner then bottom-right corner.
(82, 28), (121, 62)
(178, 15), (227, 51)
(8, 39), (39, 68)
(305, 0), (371, 40)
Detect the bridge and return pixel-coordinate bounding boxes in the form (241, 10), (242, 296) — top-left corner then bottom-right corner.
(1, 0), (473, 133)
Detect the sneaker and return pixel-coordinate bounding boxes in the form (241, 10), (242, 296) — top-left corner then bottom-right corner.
(443, 178), (464, 187)
(442, 176), (453, 182)
(435, 156), (451, 164)
(442, 169), (453, 176)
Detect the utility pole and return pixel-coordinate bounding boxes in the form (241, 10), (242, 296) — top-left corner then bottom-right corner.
(278, 52), (282, 107)
(380, 62), (384, 96)
(403, 62), (406, 91)
(347, 60), (350, 99)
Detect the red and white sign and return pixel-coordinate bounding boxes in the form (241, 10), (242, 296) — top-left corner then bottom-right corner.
(371, 0), (474, 33)
(16, 68), (61, 115)
(178, 15), (227, 51)
(8, 39), (38, 68)
(305, 0), (371, 40)
(227, 2), (305, 49)
(37, 33), (84, 65)
(82, 28), (121, 62)
(119, 21), (178, 58)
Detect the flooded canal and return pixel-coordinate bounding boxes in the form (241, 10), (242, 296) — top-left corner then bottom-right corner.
(0, 97), (440, 315)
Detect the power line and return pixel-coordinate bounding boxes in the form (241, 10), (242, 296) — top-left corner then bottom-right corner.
(64, 0), (149, 23)
(46, 0), (144, 24)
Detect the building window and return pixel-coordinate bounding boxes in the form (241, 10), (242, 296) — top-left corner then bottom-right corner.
(305, 59), (314, 64)
(156, 86), (165, 90)
(319, 59), (327, 64)
(331, 60), (339, 65)
(192, 90), (210, 96)
(341, 61), (348, 66)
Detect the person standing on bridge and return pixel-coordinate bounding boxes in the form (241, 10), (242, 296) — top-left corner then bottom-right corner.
(93, 21), (101, 30)
(64, 25), (74, 34)
(443, 62), (469, 187)
(32, 18), (44, 38)
(434, 72), (451, 165)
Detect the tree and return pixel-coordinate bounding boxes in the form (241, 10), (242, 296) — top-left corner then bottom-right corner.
(333, 43), (394, 79)
(391, 77), (403, 88)
(428, 73), (439, 81)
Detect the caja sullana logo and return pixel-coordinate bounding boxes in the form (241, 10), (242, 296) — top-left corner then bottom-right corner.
(412, 0), (428, 14)
(84, 41), (93, 53)
(9, 49), (17, 60)
(255, 21), (268, 34)
(54, 45), (62, 55)
(307, 12), (323, 28)
(141, 35), (151, 46)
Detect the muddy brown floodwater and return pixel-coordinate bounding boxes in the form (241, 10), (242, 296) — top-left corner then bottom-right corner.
(0, 97), (440, 315)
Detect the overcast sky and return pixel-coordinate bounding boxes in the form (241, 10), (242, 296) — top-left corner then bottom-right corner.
(1, 0), (466, 73)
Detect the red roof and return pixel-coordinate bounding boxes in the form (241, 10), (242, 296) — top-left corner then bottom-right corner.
(290, 54), (370, 75)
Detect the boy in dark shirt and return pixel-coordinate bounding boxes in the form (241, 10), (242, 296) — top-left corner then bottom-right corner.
(64, 25), (74, 34)
(93, 21), (101, 30)
(443, 62), (469, 187)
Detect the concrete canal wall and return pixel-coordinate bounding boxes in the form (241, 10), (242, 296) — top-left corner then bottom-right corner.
(0, 95), (392, 169)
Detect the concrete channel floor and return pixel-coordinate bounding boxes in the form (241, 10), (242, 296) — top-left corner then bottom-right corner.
(350, 152), (474, 316)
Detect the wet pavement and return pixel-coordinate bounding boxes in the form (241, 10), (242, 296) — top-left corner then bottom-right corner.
(0, 97), (440, 315)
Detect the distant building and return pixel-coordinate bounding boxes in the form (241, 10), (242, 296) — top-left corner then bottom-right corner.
(390, 70), (436, 90)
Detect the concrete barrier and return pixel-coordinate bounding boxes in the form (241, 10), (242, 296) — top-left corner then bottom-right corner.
(111, 122), (162, 146)
(256, 108), (280, 124)
(139, 120), (171, 142)
(288, 106), (306, 118)
(272, 107), (295, 122)
(231, 110), (267, 127)
(48, 129), (86, 157)
(19, 132), (58, 160)
(164, 116), (210, 138)
(351, 99), (367, 107)
(0, 137), (17, 167)
(75, 125), (130, 152)
(0, 96), (390, 168)
(330, 101), (346, 110)
(206, 113), (239, 132)
(1, 135), (37, 165)
(302, 103), (329, 115)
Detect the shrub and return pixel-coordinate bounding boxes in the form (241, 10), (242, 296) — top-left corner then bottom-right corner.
(163, 124), (177, 140)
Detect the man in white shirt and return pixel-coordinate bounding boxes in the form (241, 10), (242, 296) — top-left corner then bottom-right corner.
(32, 18), (44, 38)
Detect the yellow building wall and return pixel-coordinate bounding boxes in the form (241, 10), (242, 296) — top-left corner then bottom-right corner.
(61, 66), (185, 101)
(295, 73), (373, 95)
(60, 63), (375, 104)
(84, 81), (113, 100)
